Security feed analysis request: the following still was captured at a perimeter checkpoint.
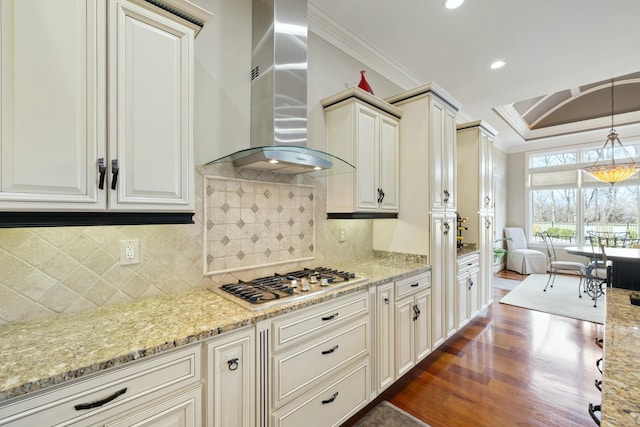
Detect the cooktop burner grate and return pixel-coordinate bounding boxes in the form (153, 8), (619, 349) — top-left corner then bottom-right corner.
(212, 267), (364, 310)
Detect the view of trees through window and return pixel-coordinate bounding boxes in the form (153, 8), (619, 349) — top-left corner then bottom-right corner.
(528, 145), (640, 243)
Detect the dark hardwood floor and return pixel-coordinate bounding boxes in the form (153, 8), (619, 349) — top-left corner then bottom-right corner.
(343, 270), (603, 427)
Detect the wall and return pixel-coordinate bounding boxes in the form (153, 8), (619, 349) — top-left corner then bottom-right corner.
(492, 145), (508, 269)
(506, 151), (527, 231)
(0, 0), (403, 325)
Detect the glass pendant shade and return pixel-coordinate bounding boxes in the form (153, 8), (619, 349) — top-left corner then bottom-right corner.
(583, 163), (640, 185)
(581, 80), (639, 185)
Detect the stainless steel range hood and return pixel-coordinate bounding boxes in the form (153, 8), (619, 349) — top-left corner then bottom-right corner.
(207, 0), (353, 176)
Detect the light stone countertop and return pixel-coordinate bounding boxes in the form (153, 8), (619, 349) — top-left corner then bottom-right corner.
(602, 288), (640, 426)
(0, 256), (429, 403)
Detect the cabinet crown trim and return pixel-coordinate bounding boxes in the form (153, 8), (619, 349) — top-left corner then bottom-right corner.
(456, 120), (498, 137)
(321, 87), (404, 119)
(385, 82), (462, 111)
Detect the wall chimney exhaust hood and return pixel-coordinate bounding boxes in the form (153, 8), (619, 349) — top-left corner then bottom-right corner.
(206, 0), (354, 176)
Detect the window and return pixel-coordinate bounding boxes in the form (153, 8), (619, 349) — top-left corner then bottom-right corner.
(527, 143), (640, 244)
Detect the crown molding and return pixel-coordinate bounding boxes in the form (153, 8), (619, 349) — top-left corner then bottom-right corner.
(495, 103), (640, 142)
(308, 2), (422, 90)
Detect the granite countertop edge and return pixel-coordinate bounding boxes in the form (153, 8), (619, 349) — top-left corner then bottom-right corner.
(0, 256), (429, 403)
(601, 288), (640, 426)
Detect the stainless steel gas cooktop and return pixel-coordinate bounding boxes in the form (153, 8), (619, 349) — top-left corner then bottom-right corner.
(210, 267), (368, 311)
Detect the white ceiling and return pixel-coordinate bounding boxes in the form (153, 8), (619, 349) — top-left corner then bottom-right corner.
(310, 0), (640, 152)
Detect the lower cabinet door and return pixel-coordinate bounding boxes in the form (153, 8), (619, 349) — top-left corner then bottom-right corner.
(205, 328), (255, 427)
(104, 386), (202, 427)
(376, 282), (395, 393)
(272, 360), (369, 427)
(414, 289), (431, 362)
(394, 297), (414, 377)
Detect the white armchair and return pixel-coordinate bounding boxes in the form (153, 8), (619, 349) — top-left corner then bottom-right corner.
(504, 227), (547, 274)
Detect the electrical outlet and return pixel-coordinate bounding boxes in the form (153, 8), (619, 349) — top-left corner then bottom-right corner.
(338, 227), (346, 242)
(120, 240), (140, 265)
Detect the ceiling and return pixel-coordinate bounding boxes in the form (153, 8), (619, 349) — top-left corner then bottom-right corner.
(310, 0), (640, 152)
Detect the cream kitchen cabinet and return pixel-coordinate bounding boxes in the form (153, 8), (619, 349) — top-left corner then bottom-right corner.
(322, 88), (403, 218)
(0, 0), (210, 213)
(394, 272), (431, 378)
(457, 121), (497, 308)
(456, 253), (480, 328)
(384, 84), (460, 351)
(205, 327), (254, 427)
(0, 344), (202, 426)
(255, 290), (370, 427)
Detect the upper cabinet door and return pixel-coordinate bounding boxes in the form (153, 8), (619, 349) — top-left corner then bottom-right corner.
(0, 0), (106, 210)
(108, 0), (194, 212)
(378, 115), (399, 212)
(429, 97), (456, 212)
(355, 104), (379, 212)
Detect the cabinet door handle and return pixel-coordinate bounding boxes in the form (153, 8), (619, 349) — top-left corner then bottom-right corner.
(321, 345), (339, 355)
(444, 222), (450, 235)
(485, 195), (491, 207)
(486, 218), (492, 229)
(98, 158), (106, 190)
(384, 298), (389, 304)
(322, 392), (339, 404)
(74, 387), (127, 411)
(110, 159), (119, 190)
(321, 313), (339, 321)
(468, 277), (474, 290)
(227, 358), (239, 371)
(412, 304), (420, 321)
(443, 189), (450, 203)
(377, 188), (385, 203)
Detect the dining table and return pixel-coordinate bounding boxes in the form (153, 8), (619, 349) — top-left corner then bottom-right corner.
(564, 245), (640, 291)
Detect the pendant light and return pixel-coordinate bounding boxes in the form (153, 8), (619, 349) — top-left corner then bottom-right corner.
(582, 79), (640, 185)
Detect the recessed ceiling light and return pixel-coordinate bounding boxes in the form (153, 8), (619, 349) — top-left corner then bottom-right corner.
(445, 0), (464, 9)
(490, 60), (506, 70)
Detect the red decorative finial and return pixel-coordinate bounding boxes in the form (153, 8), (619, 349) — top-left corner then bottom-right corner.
(357, 70), (374, 95)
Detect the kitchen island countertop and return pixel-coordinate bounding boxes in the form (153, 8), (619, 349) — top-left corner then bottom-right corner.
(0, 256), (428, 403)
(602, 288), (640, 426)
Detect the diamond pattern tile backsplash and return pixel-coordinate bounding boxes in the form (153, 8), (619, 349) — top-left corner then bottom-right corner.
(0, 164), (374, 325)
(204, 176), (315, 273)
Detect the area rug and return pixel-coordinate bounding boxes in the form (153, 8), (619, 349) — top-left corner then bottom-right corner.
(353, 401), (430, 427)
(494, 277), (521, 290)
(499, 274), (604, 324)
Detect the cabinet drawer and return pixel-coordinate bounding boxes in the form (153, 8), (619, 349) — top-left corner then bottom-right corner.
(0, 345), (201, 427)
(457, 253), (480, 276)
(272, 359), (369, 427)
(395, 272), (430, 299)
(272, 291), (368, 351)
(103, 385), (202, 427)
(273, 319), (369, 408)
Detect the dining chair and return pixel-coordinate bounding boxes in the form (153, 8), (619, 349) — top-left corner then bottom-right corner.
(585, 232), (612, 308)
(538, 231), (586, 297)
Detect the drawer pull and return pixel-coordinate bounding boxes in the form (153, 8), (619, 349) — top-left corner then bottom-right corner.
(227, 357), (239, 371)
(321, 345), (339, 355)
(321, 313), (339, 321)
(322, 392), (339, 405)
(411, 283), (419, 288)
(74, 387), (127, 411)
